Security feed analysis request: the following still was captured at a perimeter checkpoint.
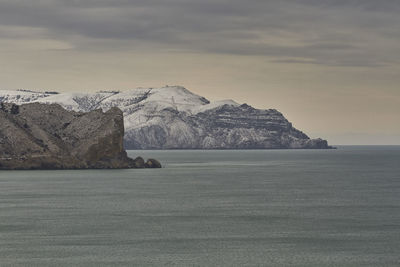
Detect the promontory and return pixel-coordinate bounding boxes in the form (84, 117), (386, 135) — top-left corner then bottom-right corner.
(0, 86), (333, 149)
(0, 102), (160, 170)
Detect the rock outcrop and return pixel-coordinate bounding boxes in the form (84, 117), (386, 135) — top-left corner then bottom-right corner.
(145, 159), (162, 168)
(0, 103), (161, 170)
(0, 87), (333, 149)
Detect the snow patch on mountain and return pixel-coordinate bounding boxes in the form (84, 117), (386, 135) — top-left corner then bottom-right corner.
(191, 99), (239, 114)
(0, 86), (331, 149)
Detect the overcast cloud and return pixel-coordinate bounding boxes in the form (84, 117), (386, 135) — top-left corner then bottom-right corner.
(0, 0), (399, 67)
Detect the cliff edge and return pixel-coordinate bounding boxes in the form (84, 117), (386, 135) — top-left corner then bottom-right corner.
(0, 103), (160, 170)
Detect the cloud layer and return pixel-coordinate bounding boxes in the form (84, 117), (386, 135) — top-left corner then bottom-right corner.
(0, 0), (399, 67)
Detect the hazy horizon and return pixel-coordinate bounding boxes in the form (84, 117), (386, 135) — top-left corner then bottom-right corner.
(0, 0), (399, 145)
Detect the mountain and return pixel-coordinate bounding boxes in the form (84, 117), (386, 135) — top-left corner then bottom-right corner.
(0, 102), (160, 169)
(0, 86), (331, 149)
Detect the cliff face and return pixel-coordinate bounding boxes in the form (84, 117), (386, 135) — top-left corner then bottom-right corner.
(0, 87), (332, 149)
(0, 103), (154, 169)
(124, 103), (330, 149)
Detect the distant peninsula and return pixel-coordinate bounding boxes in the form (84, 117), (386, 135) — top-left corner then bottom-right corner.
(0, 102), (160, 170)
(0, 86), (332, 149)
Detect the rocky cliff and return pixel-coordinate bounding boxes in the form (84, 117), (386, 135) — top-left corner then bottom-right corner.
(0, 87), (332, 149)
(0, 102), (160, 169)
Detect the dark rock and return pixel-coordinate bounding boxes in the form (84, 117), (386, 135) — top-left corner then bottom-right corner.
(145, 159), (162, 168)
(133, 156), (145, 168)
(10, 104), (19, 114)
(0, 103), (160, 170)
(0, 102), (19, 114)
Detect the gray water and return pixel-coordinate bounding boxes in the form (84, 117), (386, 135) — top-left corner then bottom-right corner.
(0, 146), (399, 266)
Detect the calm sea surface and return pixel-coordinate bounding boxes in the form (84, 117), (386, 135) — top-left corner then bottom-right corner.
(0, 146), (399, 266)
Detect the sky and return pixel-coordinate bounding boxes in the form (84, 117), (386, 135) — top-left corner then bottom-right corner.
(0, 0), (399, 145)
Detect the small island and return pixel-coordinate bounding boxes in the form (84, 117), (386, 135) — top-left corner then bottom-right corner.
(0, 102), (161, 170)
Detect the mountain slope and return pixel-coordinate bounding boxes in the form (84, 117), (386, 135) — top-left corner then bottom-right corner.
(0, 86), (331, 149)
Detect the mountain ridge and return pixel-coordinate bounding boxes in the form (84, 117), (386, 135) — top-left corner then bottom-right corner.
(0, 86), (332, 149)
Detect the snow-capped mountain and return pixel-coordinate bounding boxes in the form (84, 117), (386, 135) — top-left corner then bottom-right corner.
(0, 86), (331, 149)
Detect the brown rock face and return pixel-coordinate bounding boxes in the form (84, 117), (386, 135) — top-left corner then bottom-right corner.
(0, 103), (158, 170)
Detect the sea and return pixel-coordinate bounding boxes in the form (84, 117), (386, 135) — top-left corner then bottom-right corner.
(0, 146), (399, 266)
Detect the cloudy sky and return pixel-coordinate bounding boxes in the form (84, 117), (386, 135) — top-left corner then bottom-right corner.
(0, 0), (399, 144)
